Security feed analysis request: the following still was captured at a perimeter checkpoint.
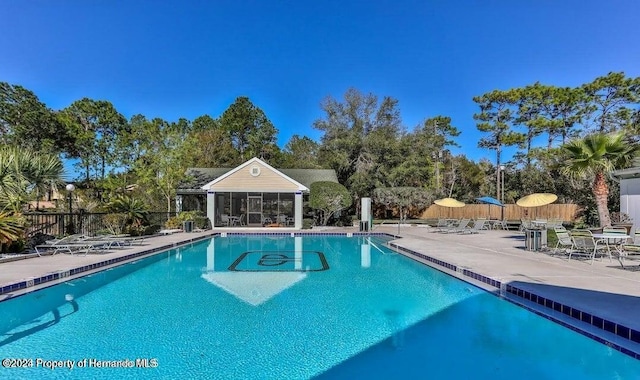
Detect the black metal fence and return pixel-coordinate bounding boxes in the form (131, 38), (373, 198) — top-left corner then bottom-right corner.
(24, 212), (173, 237)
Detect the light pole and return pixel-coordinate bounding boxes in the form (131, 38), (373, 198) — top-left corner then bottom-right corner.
(66, 183), (75, 234)
(499, 165), (505, 203)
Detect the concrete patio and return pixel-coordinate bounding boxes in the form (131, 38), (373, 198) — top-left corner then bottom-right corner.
(1, 226), (639, 356)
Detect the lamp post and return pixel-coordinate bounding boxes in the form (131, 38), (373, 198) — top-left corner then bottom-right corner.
(66, 183), (75, 234)
(499, 165), (505, 203)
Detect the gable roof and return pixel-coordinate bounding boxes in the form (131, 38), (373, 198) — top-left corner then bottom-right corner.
(201, 157), (308, 192)
(178, 158), (338, 194)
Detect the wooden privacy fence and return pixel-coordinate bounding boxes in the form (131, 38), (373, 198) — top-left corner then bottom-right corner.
(420, 204), (580, 222)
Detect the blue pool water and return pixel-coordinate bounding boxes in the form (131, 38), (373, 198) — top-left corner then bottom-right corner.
(0, 235), (638, 379)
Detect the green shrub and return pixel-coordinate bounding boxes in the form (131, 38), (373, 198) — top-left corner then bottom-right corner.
(165, 217), (182, 229)
(303, 218), (313, 229)
(145, 225), (161, 235)
(103, 213), (128, 235)
(309, 181), (352, 226)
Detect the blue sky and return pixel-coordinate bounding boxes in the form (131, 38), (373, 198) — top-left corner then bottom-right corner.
(2, 0), (639, 175)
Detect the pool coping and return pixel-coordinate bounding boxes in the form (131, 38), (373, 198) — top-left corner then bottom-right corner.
(0, 233), (217, 300)
(1, 231), (638, 360)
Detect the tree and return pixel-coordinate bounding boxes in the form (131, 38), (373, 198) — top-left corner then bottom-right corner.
(183, 115), (238, 167)
(0, 212), (25, 252)
(280, 135), (320, 168)
(562, 133), (639, 227)
(581, 72), (638, 134)
(106, 194), (149, 233)
(314, 88), (404, 205)
(396, 116), (460, 194)
(0, 146), (65, 212)
(473, 90), (526, 200)
(218, 97), (279, 162)
(309, 181), (352, 226)
(21, 151), (66, 209)
(0, 82), (65, 152)
(58, 98), (128, 181)
(130, 119), (189, 215)
(372, 187), (432, 221)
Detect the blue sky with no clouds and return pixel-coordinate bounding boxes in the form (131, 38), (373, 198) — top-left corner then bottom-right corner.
(1, 0), (639, 175)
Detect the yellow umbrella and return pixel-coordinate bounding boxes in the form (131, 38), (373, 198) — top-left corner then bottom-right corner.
(516, 193), (558, 207)
(434, 198), (466, 208)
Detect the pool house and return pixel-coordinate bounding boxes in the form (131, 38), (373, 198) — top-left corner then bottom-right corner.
(176, 157), (339, 229)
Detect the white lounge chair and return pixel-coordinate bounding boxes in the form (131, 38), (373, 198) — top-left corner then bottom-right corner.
(159, 228), (182, 235)
(461, 219), (487, 234)
(34, 234), (87, 256)
(443, 219), (470, 234)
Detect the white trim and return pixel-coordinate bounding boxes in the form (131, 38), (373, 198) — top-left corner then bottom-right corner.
(200, 157), (309, 192)
(206, 188), (304, 193)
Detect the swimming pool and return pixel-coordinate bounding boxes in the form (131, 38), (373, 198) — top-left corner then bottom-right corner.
(0, 235), (638, 379)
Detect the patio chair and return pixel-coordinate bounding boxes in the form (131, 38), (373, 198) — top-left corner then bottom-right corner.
(618, 228), (640, 268)
(569, 229), (609, 264)
(519, 219), (532, 232)
(553, 226), (573, 254)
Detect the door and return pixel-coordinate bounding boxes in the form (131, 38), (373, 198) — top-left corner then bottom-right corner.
(247, 195), (263, 226)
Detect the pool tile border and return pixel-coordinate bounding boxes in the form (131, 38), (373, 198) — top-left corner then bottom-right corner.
(0, 232), (394, 299)
(0, 233), (216, 299)
(389, 241), (640, 360)
(1, 231), (637, 360)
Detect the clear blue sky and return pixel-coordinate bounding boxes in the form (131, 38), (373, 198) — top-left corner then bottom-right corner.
(2, 0), (639, 170)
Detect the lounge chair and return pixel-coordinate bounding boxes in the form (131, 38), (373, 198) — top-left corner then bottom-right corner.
(34, 234), (86, 256)
(36, 235), (116, 256)
(460, 219), (487, 234)
(443, 219), (470, 234)
(159, 228), (182, 235)
(432, 218), (450, 233)
(88, 234), (146, 246)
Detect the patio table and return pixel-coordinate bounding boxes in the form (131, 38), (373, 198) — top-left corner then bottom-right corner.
(592, 233), (630, 265)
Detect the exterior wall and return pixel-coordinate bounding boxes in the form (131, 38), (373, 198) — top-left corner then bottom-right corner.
(620, 178), (640, 234)
(208, 162), (301, 192)
(207, 192), (216, 229)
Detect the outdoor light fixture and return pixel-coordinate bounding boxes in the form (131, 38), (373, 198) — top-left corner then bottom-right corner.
(499, 165), (505, 203)
(66, 183), (75, 233)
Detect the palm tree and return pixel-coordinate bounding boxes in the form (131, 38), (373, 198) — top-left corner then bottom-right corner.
(562, 133), (639, 227)
(0, 147), (29, 211)
(22, 151), (65, 209)
(0, 146), (65, 211)
(0, 212), (25, 252)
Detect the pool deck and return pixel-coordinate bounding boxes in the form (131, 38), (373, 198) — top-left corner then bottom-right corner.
(1, 226), (640, 355)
